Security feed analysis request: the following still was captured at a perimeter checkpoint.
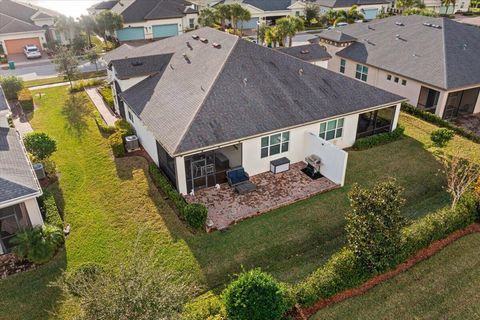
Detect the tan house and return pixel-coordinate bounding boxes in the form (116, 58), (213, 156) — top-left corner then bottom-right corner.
(319, 15), (480, 119)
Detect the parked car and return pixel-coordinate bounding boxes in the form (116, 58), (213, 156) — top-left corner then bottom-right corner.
(23, 45), (42, 59)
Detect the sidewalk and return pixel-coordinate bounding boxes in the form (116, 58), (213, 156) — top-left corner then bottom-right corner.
(85, 87), (118, 126)
(9, 101), (33, 136)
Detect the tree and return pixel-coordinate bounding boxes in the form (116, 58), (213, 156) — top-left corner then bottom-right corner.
(53, 47), (79, 89)
(229, 3), (246, 35)
(237, 7), (252, 35)
(0, 76), (24, 100)
(264, 26), (280, 48)
(95, 11), (123, 41)
(23, 132), (57, 160)
(216, 4), (232, 30)
(346, 179), (407, 272)
(222, 269), (292, 320)
(402, 7), (439, 16)
(275, 16), (304, 47)
(305, 3), (320, 26)
(396, 0), (417, 9)
(441, 154), (480, 209)
(325, 10), (339, 26)
(198, 8), (218, 28)
(12, 225), (64, 264)
(61, 249), (196, 320)
(71, 35), (88, 55)
(55, 15), (80, 44)
(85, 48), (100, 71)
(79, 15), (97, 48)
(430, 128), (455, 148)
(257, 23), (268, 45)
(335, 5), (365, 25)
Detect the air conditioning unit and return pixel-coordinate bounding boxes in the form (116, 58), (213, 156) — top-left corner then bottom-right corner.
(33, 163), (46, 180)
(125, 135), (140, 152)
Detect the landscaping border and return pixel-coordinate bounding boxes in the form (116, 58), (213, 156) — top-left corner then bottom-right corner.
(294, 223), (480, 319)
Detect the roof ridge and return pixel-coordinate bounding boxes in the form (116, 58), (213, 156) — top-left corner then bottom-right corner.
(173, 34), (241, 154)
(0, 12), (39, 32)
(441, 17), (448, 89)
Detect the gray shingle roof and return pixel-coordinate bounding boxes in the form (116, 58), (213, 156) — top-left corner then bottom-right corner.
(93, 0), (118, 10)
(121, 0), (197, 23)
(0, 0), (37, 24)
(276, 44), (331, 61)
(334, 15), (480, 90)
(318, 30), (357, 42)
(111, 53), (173, 79)
(0, 86), (9, 113)
(314, 0), (390, 8)
(114, 28), (404, 155)
(222, 0), (292, 11)
(0, 12), (43, 34)
(0, 128), (41, 205)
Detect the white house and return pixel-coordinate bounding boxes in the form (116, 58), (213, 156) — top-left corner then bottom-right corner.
(0, 0), (71, 54)
(104, 28), (405, 195)
(314, 0), (392, 20)
(0, 86), (44, 255)
(94, 0), (199, 42)
(319, 15), (480, 119)
(419, 0), (470, 14)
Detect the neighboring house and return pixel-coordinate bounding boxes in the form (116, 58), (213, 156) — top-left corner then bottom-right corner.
(314, 0), (392, 20)
(276, 43), (331, 68)
(319, 15), (480, 119)
(420, 0), (470, 14)
(213, 0), (307, 30)
(96, 0), (199, 42)
(0, 0), (70, 54)
(87, 0), (118, 15)
(0, 86), (43, 255)
(104, 28), (405, 195)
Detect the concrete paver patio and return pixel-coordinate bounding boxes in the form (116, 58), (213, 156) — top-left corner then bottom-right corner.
(452, 113), (480, 136)
(185, 162), (339, 231)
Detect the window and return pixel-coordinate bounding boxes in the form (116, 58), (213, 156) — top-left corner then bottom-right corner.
(295, 11), (300, 16)
(355, 64), (368, 82)
(340, 59), (346, 74)
(319, 118), (344, 141)
(387, 74), (392, 81)
(356, 106), (396, 138)
(401, 79), (407, 86)
(260, 131), (290, 158)
(189, 18), (195, 29)
(394, 77), (399, 83)
(128, 110), (134, 123)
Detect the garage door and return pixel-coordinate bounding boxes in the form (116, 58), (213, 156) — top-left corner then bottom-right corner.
(116, 27), (145, 42)
(4, 37), (41, 54)
(237, 17), (259, 30)
(152, 24), (178, 39)
(362, 9), (379, 20)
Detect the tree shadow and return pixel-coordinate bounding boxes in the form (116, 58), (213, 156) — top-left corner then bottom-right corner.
(61, 94), (93, 140)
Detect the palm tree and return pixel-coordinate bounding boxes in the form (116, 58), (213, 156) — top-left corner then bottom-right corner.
(55, 15), (79, 44)
(198, 8), (218, 27)
(333, 6), (364, 25)
(216, 4), (231, 30)
(237, 7), (251, 35)
(275, 16), (304, 47)
(95, 11), (123, 42)
(325, 10), (338, 26)
(441, 0), (454, 14)
(264, 26), (280, 48)
(78, 15), (96, 48)
(229, 3), (246, 35)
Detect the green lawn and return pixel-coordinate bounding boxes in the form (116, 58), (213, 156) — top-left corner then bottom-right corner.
(312, 232), (480, 320)
(0, 86), (479, 320)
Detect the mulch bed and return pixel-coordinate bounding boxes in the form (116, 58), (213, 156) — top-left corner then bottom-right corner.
(0, 254), (35, 279)
(293, 223), (480, 319)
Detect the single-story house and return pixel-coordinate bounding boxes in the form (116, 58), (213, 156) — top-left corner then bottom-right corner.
(0, 0), (69, 54)
(0, 87), (43, 255)
(314, 0), (392, 20)
(276, 43), (331, 68)
(99, 0), (199, 42)
(213, 0), (307, 30)
(319, 15), (480, 119)
(105, 28), (405, 195)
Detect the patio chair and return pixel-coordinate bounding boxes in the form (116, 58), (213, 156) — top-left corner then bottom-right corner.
(226, 166), (257, 194)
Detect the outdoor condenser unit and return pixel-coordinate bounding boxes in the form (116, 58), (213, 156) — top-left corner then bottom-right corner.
(125, 135), (140, 152)
(33, 163), (46, 180)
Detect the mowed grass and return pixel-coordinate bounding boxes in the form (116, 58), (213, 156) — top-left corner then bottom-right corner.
(23, 70), (107, 88)
(0, 85), (478, 320)
(312, 232), (480, 320)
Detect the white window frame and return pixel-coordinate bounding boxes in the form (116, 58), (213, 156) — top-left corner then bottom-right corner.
(355, 64), (368, 82)
(340, 59), (346, 74)
(319, 118), (344, 141)
(260, 131), (290, 158)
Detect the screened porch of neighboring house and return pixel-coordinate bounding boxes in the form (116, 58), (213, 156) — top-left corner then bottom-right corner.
(0, 203), (32, 255)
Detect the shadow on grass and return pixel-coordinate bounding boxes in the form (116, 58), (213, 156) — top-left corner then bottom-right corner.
(46, 181), (66, 222)
(61, 94), (93, 140)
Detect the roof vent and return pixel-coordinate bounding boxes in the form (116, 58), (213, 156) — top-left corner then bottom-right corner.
(431, 24), (442, 29)
(243, 78), (248, 86)
(463, 43), (468, 50)
(200, 38), (208, 43)
(192, 34), (199, 40)
(300, 49), (310, 54)
(298, 68), (304, 76)
(182, 53), (191, 64)
(367, 25), (375, 30)
(186, 41), (193, 50)
(395, 21), (404, 26)
(423, 22), (432, 27)
(212, 42), (221, 48)
(131, 61), (143, 67)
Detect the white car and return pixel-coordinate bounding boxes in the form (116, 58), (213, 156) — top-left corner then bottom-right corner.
(23, 45), (42, 59)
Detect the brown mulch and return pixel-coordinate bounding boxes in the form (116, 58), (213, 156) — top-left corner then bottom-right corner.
(294, 223), (480, 320)
(0, 254), (35, 279)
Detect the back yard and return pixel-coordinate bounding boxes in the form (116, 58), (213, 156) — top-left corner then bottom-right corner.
(0, 85), (479, 319)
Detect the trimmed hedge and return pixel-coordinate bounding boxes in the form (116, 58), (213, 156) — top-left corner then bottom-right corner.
(98, 86), (114, 108)
(69, 78), (106, 93)
(295, 191), (480, 307)
(18, 88), (34, 113)
(182, 292), (226, 320)
(401, 103), (480, 143)
(94, 113), (116, 134)
(352, 126), (404, 150)
(149, 164), (208, 229)
(39, 191), (63, 229)
(115, 119), (135, 138)
(430, 128), (454, 147)
(108, 131), (125, 157)
(108, 120), (135, 157)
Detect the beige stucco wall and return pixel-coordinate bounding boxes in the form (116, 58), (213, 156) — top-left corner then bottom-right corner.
(24, 197), (43, 227)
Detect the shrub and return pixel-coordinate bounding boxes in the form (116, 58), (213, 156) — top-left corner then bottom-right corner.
(11, 224), (64, 264)
(430, 128), (455, 147)
(23, 132), (57, 160)
(108, 130), (125, 157)
(69, 78), (105, 93)
(65, 262), (104, 296)
(182, 293), (226, 320)
(149, 164), (187, 212)
(295, 247), (368, 307)
(222, 269), (292, 320)
(401, 103), (480, 143)
(0, 75), (24, 100)
(183, 203), (208, 229)
(98, 86), (114, 108)
(17, 88), (34, 113)
(346, 180), (407, 273)
(39, 191), (63, 229)
(115, 119), (135, 138)
(352, 126), (404, 150)
(94, 113), (116, 134)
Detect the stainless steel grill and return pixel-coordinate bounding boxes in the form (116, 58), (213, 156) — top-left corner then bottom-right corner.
(305, 154), (322, 175)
